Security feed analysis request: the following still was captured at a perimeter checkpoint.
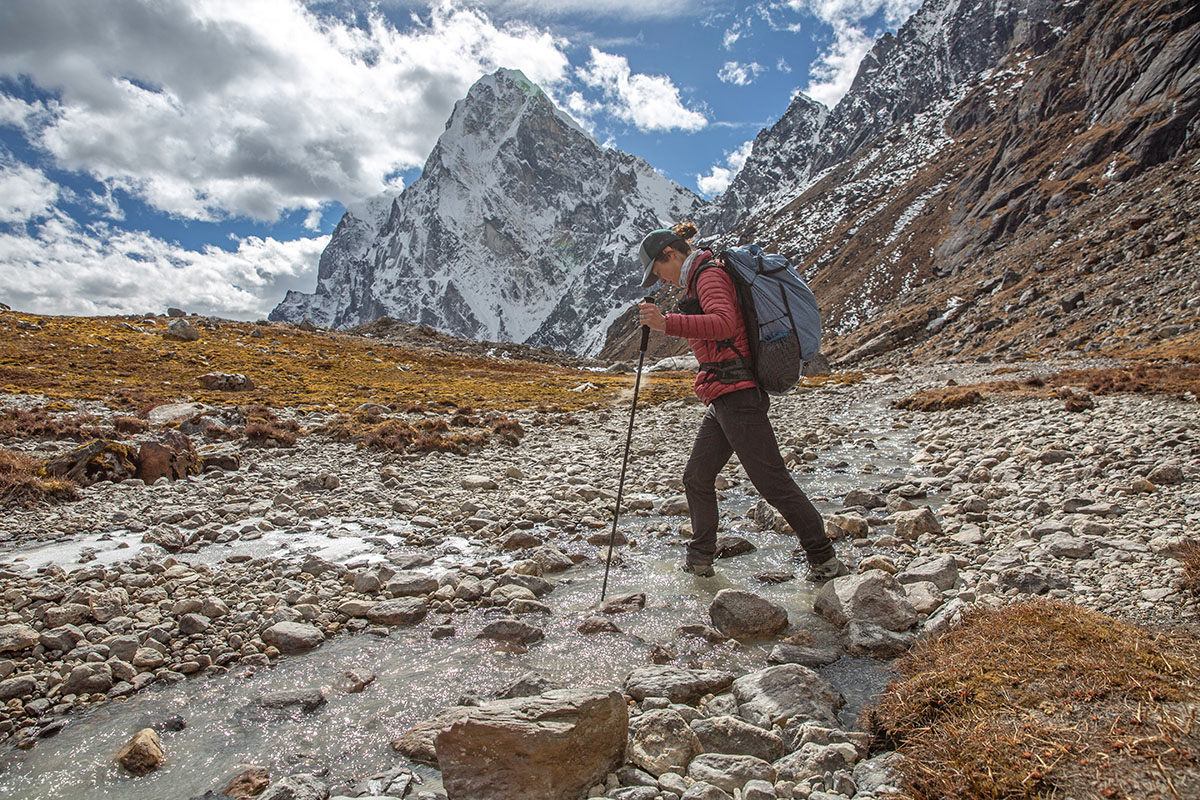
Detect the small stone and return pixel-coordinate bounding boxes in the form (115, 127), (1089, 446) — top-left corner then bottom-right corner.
(687, 753), (776, 795)
(261, 622), (325, 654)
(714, 535), (757, 558)
(903, 581), (943, 615)
(164, 319), (200, 341)
(599, 592), (646, 614)
(825, 514), (868, 540)
(627, 708), (702, 776)
(578, 616), (621, 634)
(116, 728), (164, 775)
(896, 554), (958, 590)
(0, 624), (39, 654)
(255, 689), (327, 713)
(891, 508), (941, 539)
(222, 765), (270, 799)
(476, 619), (543, 645)
(461, 475), (499, 490)
(1042, 532), (1093, 559)
(1147, 464), (1184, 485)
(366, 598), (428, 626)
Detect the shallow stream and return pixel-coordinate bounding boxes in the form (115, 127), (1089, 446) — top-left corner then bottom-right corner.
(0, 389), (923, 799)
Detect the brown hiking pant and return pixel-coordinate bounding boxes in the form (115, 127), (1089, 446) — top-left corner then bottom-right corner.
(683, 388), (834, 566)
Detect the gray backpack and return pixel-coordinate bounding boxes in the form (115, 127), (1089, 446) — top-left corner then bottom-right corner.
(685, 245), (821, 394)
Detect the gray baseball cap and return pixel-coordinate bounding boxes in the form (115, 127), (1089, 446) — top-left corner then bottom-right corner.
(637, 229), (678, 288)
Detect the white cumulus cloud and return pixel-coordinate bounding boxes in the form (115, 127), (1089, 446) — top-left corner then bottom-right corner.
(718, 61), (767, 86)
(696, 139), (753, 196)
(0, 0), (571, 223)
(0, 212), (327, 320)
(792, 0), (921, 27)
(802, 24), (876, 107)
(789, 0), (922, 107)
(463, 0), (701, 20)
(0, 160), (59, 224)
(578, 48), (707, 132)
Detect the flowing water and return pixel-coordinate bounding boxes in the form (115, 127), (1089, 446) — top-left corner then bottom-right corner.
(0, 391), (921, 799)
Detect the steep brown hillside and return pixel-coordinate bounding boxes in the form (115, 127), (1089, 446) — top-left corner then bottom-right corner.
(603, 0), (1198, 368)
(748, 0), (1199, 365)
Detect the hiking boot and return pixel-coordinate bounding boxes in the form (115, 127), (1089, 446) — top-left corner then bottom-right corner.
(809, 556), (850, 582)
(681, 560), (715, 578)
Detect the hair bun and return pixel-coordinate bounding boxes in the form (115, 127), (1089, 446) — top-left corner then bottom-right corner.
(673, 221), (698, 241)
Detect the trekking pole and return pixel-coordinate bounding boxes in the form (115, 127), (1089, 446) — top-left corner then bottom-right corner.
(600, 296), (655, 603)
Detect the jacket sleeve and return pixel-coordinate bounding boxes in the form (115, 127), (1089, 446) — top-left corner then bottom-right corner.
(663, 268), (741, 341)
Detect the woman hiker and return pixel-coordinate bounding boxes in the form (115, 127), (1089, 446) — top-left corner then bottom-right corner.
(635, 222), (849, 582)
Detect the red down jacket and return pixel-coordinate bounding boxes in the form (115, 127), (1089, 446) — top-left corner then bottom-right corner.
(662, 250), (757, 405)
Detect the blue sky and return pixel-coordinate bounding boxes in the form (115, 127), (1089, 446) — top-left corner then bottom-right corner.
(0, 0), (922, 320)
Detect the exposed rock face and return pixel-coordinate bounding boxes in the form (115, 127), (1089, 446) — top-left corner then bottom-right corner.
(272, 68), (699, 356)
(813, 570), (919, 632)
(433, 688), (628, 800)
(595, 0), (1199, 366)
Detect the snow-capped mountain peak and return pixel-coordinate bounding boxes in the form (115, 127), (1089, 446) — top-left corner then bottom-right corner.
(271, 68), (700, 354)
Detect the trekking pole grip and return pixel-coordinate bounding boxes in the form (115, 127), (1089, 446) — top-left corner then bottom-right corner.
(639, 295), (655, 352)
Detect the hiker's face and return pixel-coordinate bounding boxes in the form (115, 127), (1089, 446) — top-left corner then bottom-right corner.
(652, 247), (684, 286)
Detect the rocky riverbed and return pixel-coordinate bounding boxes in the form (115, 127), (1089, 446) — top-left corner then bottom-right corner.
(0, 360), (1196, 800)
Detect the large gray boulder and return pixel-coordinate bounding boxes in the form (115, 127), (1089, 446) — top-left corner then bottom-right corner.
(624, 666), (736, 705)
(62, 662), (114, 696)
(896, 554), (959, 591)
(774, 741), (857, 783)
(385, 572), (440, 597)
(476, 619), (544, 645)
(627, 708), (702, 776)
(731, 664), (843, 729)
(813, 570), (917, 632)
(708, 590), (788, 640)
(434, 689), (627, 800)
(686, 753), (776, 795)
(690, 715), (786, 762)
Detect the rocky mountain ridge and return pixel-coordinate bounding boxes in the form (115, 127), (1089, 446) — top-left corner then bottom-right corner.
(271, 69), (700, 357)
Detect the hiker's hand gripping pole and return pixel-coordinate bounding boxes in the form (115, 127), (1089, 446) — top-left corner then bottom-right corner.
(600, 297), (655, 603)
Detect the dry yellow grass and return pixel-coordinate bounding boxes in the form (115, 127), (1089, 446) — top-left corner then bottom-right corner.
(868, 600), (1200, 800)
(0, 312), (695, 413)
(0, 447), (80, 507)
